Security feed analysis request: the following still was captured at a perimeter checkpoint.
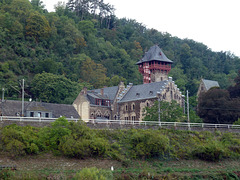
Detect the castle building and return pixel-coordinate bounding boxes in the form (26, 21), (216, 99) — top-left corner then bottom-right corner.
(137, 45), (173, 83)
(73, 45), (184, 122)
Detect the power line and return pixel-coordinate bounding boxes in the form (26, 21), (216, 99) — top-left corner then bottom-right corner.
(200, 107), (240, 111)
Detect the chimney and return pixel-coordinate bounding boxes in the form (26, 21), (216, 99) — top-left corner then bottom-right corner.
(100, 88), (104, 96)
(83, 87), (87, 94)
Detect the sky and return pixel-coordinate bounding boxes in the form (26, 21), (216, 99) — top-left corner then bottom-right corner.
(42, 0), (240, 57)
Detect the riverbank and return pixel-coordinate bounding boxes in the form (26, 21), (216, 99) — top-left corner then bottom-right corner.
(1, 153), (240, 179)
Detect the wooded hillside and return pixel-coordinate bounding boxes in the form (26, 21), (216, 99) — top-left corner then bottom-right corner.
(1, 0), (240, 104)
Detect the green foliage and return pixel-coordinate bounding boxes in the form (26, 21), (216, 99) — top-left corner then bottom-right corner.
(198, 88), (240, 124)
(0, 124), (40, 157)
(1, 121), (240, 162)
(38, 117), (71, 151)
(0, 0), (239, 103)
(233, 118), (240, 125)
(74, 167), (113, 180)
(58, 121), (110, 158)
(192, 140), (228, 162)
(80, 56), (108, 88)
(25, 12), (51, 41)
(144, 100), (187, 122)
(30, 72), (86, 103)
(123, 129), (170, 159)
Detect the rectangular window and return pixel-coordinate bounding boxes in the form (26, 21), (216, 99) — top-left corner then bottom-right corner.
(38, 112), (41, 117)
(30, 112), (34, 117)
(45, 113), (49, 118)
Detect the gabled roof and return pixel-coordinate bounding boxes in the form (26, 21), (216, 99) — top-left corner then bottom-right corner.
(88, 86), (119, 102)
(136, 45), (173, 64)
(0, 100), (80, 118)
(202, 79), (220, 91)
(119, 81), (168, 103)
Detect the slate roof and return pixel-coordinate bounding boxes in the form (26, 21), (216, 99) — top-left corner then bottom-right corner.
(136, 45), (173, 64)
(202, 79), (220, 91)
(87, 86), (119, 104)
(119, 81), (168, 103)
(0, 100), (80, 118)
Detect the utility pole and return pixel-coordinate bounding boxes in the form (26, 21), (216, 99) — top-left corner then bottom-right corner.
(187, 90), (190, 130)
(21, 79), (24, 117)
(2, 88), (4, 102)
(182, 95), (185, 114)
(157, 91), (161, 126)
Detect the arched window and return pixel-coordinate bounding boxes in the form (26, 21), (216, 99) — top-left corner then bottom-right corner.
(132, 104), (135, 110)
(125, 105), (128, 111)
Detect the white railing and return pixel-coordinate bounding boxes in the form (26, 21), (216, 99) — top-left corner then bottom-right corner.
(1, 116), (240, 129)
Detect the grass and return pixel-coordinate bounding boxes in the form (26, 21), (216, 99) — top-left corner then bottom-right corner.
(2, 154), (240, 179)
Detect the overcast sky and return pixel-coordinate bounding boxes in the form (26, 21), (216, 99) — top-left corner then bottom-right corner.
(42, 0), (240, 57)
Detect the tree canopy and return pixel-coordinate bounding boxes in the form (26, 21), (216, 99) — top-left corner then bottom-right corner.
(197, 88), (240, 124)
(0, 0), (240, 104)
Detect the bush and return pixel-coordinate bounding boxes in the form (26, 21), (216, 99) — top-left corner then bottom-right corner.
(128, 129), (169, 159)
(192, 140), (228, 161)
(38, 117), (72, 152)
(1, 124), (41, 157)
(233, 118), (240, 125)
(59, 137), (92, 158)
(74, 167), (113, 180)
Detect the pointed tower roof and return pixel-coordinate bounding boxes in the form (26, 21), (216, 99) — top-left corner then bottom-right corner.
(136, 45), (173, 64)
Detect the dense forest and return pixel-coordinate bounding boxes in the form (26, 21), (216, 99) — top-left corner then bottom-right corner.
(1, 0), (240, 104)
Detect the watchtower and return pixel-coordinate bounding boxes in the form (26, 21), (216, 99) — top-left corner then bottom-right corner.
(136, 45), (173, 84)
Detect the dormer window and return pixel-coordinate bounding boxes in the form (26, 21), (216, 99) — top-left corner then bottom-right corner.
(149, 91), (153, 95)
(136, 93), (140, 96)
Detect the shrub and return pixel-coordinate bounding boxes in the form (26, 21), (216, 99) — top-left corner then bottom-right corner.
(74, 167), (113, 180)
(59, 137), (91, 158)
(38, 117), (72, 151)
(192, 140), (228, 161)
(128, 129), (169, 159)
(233, 118), (240, 125)
(1, 124), (41, 157)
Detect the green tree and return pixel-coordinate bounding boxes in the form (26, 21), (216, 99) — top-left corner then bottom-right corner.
(198, 88), (240, 124)
(38, 117), (72, 151)
(4, 0), (32, 23)
(169, 64), (187, 92)
(25, 12), (51, 41)
(228, 70), (240, 98)
(30, 72), (82, 103)
(78, 20), (96, 37)
(80, 56), (107, 88)
(144, 100), (186, 122)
